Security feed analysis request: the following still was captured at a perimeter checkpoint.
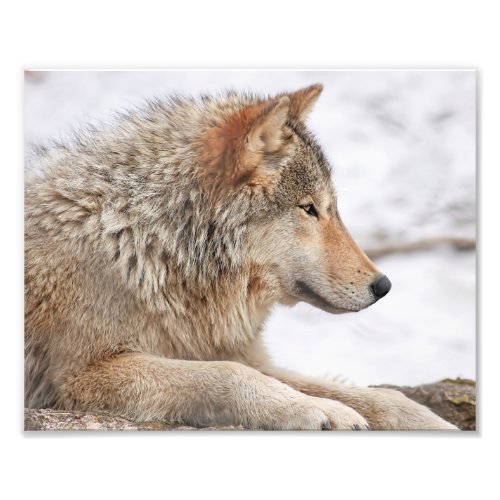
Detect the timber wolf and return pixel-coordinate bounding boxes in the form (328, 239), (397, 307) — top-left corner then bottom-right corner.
(25, 83), (456, 429)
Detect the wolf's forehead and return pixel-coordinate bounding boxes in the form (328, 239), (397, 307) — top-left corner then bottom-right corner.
(280, 129), (334, 197)
(293, 121), (331, 172)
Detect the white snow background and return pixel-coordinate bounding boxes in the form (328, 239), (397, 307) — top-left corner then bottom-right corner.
(24, 70), (476, 386)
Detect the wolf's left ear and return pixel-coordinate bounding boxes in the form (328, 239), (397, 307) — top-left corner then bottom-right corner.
(246, 96), (291, 154)
(281, 83), (323, 122)
(201, 96), (294, 198)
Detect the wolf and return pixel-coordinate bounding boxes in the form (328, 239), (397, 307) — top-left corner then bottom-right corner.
(25, 83), (456, 430)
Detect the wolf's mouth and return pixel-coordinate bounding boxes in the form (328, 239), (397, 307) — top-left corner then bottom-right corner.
(293, 280), (356, 314)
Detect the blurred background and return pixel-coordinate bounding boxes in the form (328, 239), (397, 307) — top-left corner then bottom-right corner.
(24, 70), (476, 386)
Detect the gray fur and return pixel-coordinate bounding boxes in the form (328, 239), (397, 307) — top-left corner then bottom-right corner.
(25, 85), (456, 429)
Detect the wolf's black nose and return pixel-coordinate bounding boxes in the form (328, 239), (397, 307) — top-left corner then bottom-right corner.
(371, 275), (392, 299)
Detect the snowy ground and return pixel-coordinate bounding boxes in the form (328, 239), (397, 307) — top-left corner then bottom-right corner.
(24, 70), (476, 386)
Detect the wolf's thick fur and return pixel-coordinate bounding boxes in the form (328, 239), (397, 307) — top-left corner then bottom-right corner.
(25, 84), (456, 430)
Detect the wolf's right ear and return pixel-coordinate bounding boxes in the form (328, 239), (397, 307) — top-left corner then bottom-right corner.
(201, 96), (294, 199)
(282, 83), (323, 122)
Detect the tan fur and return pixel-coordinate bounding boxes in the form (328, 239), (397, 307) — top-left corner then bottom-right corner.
(25, 84), (456, 430)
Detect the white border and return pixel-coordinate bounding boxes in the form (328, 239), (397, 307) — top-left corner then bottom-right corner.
(3, 1), (498, 499)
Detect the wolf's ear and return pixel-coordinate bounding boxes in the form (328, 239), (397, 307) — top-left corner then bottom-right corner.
(201, 96), (293, 197)
(246, 96), (291, 154)
(282, 83), (323, 122)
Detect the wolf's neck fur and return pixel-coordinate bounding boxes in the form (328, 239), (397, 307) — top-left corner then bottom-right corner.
(25, 99), (278, 359)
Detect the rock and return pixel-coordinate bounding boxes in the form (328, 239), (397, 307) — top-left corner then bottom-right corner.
(24, 378), (475, 431)
(375, 378), (476, 430)
(24, 408), (243, 431)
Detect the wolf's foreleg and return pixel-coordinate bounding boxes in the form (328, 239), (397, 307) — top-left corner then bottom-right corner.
(60, 353), (368, 429)
(253, 363), (457, 430)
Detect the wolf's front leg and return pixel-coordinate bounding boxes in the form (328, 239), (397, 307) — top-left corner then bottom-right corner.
(253, 363), (457, 430)
(59, 353), (368, 430)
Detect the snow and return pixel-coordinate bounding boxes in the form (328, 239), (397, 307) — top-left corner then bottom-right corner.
(24, 70), (476, 385)
(266, 250), (475, 386)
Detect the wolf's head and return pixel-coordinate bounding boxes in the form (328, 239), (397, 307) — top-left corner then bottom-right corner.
(200, 84), (390, 314)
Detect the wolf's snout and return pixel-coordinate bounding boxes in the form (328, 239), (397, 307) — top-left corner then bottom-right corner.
(370, 275), (392, 299)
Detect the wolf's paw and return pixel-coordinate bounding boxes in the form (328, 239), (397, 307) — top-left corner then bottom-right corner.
(310, 396), (370, 430)
(356, 388), (458, 430)
(286, 396), (369, 430)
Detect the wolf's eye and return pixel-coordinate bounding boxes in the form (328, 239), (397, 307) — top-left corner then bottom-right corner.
(301, 203), (318, 218)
